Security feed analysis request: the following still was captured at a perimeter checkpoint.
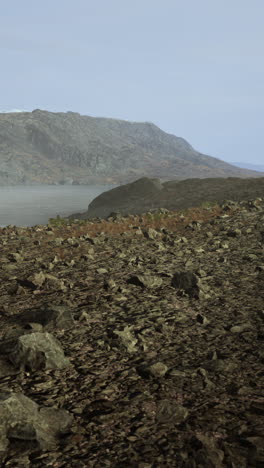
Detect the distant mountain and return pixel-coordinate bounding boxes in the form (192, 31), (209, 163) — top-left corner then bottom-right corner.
(0, 109), (262, 185)
(231, 162), (264, 172)
(0, 109), (27, 113)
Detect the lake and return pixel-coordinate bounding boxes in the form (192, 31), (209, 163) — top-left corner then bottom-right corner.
(0, 185), (114, 227)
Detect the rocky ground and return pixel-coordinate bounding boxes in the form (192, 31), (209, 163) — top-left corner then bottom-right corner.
(0, 199), (263, 467)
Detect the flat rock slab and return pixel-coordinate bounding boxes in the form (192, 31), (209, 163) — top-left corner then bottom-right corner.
(127, 274), (163, 289)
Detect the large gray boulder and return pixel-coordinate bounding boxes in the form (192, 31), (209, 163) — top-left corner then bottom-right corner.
(9, 332), (71, 371)
(0, 392), (72, 456)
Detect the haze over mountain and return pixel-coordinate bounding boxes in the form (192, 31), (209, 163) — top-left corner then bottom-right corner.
(0, 109), (262, 186)
(231, 162), (264, 172)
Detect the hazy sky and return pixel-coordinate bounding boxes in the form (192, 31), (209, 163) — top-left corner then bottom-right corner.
(1, 0), (263, 164)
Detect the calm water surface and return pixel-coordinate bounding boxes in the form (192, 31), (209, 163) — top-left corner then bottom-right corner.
(0, 185), (113, 227)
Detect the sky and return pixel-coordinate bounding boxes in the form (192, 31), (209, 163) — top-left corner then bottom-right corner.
(1, 0), (263, 165)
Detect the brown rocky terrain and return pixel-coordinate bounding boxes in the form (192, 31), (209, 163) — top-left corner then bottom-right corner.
(0, 198), (263, 466)
(71, 176), (264, 219)
(0, 110), (263, 185)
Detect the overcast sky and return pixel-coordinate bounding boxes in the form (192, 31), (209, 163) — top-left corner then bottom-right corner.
(1, 0), (263, 164)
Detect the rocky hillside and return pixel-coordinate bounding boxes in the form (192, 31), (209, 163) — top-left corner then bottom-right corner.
(0, 198), (263, 466)
(0, 110), (262, 185)
(70, 176), (264, 219)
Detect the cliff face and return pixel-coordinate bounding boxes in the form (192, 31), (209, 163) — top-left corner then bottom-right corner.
(0, 109), (262, 185)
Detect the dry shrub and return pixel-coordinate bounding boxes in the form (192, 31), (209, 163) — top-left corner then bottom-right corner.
(49, 204), (225, 240)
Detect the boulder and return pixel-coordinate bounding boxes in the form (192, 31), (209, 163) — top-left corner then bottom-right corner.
(16, 304), (74, 329)
(156, 400), (189, 424)
(0, 392), (72, 457)
(9, 332), (71, 371)
(171, 271), (200, 297)
(143, 228), (159, 240)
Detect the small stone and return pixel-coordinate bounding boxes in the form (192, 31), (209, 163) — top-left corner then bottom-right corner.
(196, 269), (207, 277)
(8, 252), (23, 262)
(156, 400), (188, 424)
(104, 279), (116, 290)
(96, 268), (108, 274)
(196, 313), (210, 325)
(149, 362), (168, 377)
(54, 238), (64, 245)
(114, 326), (138, 353)
(257, 310), (264, 321)
(228, 228), (241, 237)
(180, 236), (188, 243)
(127, 274), (163, 289)
(230, 324), (252, 333)
(143, 228), (159, 240)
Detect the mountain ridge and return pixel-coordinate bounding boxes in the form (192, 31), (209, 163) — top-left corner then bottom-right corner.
(0, 109), (262, 185)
